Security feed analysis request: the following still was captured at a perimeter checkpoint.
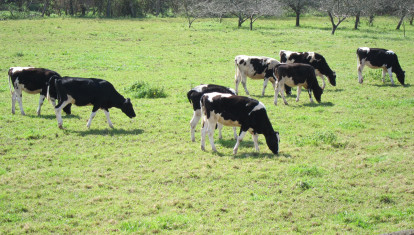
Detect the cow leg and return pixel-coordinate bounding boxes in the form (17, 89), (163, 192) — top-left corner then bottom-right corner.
(262, 78), (269, 96)
(86, 106), (100, 129)
(207, 120), (217, 152)
(200, 119), (207, 151)
(190, 109), (201, 142)
(233, 131), (247, 154)
(11, 91), (17, 114)
(296, 86), (302, 102)
(241, 74), (250, 96)
(104, 109), (114, 128)
(36, 94), (46, 116)
(357, 60), (365, 84)
(279, 83), (289, 105)
(382, 68), (387, 83)
(13, 81), (25, 115)
(235, 71), (241, 95)
(217, 123), (224, 139)
(274, 81), (281, 105)
(54, 100), (72, 129)
(320, 75), (326, 90)
(308, 89), (314, 103)
(251, 132), (259, 152)
(387, 68), (395, 85)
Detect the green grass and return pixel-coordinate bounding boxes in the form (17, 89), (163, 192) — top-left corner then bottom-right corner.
(0, 16), (413, 233)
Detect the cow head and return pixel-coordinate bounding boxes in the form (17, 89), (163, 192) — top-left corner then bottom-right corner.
(266, 131), (280, 155)
(397, 71), (405, 85)
(328, 71), (337, 86)
(122, 98), (136, 118)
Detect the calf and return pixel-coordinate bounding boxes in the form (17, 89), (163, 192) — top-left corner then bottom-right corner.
(48, 76), (136, 129)
(200, 92), (279, 154)
(357, 47), (405, 85)
(234, 55), (280, 96)
(8, 67), (71, 116)
(279, 50), (336, 89)
(187, 84), (237, 142)
(273, 63), (323, 105)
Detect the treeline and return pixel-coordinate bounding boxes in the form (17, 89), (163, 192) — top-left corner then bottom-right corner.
(1, 0), (413, 34)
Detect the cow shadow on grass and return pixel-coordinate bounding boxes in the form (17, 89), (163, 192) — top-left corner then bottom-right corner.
(217, 138), (285, 159)
(300, 101), (335, 107)
(68, 128), (144, 136)
(370, 83), (410, 88)
(29, 114), (82, 120)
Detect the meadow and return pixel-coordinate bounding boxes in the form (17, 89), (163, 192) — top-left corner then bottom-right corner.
(0, 16), (413, 233)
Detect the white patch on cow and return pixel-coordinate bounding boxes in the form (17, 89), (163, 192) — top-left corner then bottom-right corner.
(283, 76), (307, 88)
(386, 50), (395, 55)
(307, 52), (316, 63)
(206, 92), (232, 102)
(9, 67), (34, 74)
(248, 102), (265, 115)
(359, 47), (370, 53)
(217, 113), (241, 127)
(193, 84), (208, 93)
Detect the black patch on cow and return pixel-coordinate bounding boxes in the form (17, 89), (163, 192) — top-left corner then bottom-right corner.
(187, 84), (235, 111)
(250, 58), (267, 76)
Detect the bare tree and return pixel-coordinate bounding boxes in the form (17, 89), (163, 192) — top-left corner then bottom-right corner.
(319, 0), (353, 34)
(279, 0), (318, 27)
(181, 0), (211, 28)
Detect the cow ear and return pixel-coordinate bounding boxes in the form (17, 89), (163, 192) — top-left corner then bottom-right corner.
(126, 98), (131, 103)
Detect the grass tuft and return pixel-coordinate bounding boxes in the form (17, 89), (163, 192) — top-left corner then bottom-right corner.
(125, 81), (167, 98)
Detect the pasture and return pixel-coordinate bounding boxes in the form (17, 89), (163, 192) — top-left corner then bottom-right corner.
(0, 16), (413, 233)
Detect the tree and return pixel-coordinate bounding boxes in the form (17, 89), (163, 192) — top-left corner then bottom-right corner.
(319, 0), (353, 34)
(181, 0), (211, 28)
(279, 0), (318, 27)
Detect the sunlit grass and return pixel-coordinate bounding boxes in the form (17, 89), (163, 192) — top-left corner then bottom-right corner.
(0, 16), (413, 233)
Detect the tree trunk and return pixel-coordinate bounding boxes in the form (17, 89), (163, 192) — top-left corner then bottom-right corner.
(250, 17), (253, 30)
(396, 15), (405, 30)
(295, 11), (300, 27)
(354, 12), (360, 30)
(81, 4), (86, 16)
(106, 0), (112, 17)
(410, 16), (413, 25)
(69, 0), (74, 15)
(129, 0), (135, 17)
(369, 15), (374, 26)
(41, 0), (49, 17)
(155, 0), (161, 16)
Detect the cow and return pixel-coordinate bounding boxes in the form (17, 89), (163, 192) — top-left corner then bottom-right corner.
(187, 84), (237, 142)
(357, 47), (405, 85)
(273, 63), (323, 105)
(8, 67), (71, 116)
(200, 92), (280, 155)
(279, 50), (336, 90)
(234, 55), (281, 96)
(47, 76), (136, 129)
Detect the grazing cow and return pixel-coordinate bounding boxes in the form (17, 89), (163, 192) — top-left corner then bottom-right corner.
(273, 63), (323, 105)
(234, 55), (281, 96)
(279, 50), (336, 89)
(47, 76), (136, 129)
(187, 84), (237, 142)
(200, 92), (280, 154)
(357, 47), (405, 85)
(8, 67), (71, 116)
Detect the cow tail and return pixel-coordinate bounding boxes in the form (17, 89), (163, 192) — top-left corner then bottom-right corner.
(8, 74), (13, 96)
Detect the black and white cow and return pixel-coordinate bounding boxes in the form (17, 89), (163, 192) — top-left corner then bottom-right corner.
(273, 63), (323, 105)
(200, 92), (280, 154)
(234, 55), (281, 96)
(279, 50), (336, 89)
(187, 84), (237, 142)
(8, 67), (71, 116)
(357, 47), (405, 85)
(47, 76), (136, 129)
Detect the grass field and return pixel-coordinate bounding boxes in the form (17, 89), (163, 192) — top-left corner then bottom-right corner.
(0, 16), (413, 233)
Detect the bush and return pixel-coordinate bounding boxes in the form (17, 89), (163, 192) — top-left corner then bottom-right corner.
(125, 81), (167, 99)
